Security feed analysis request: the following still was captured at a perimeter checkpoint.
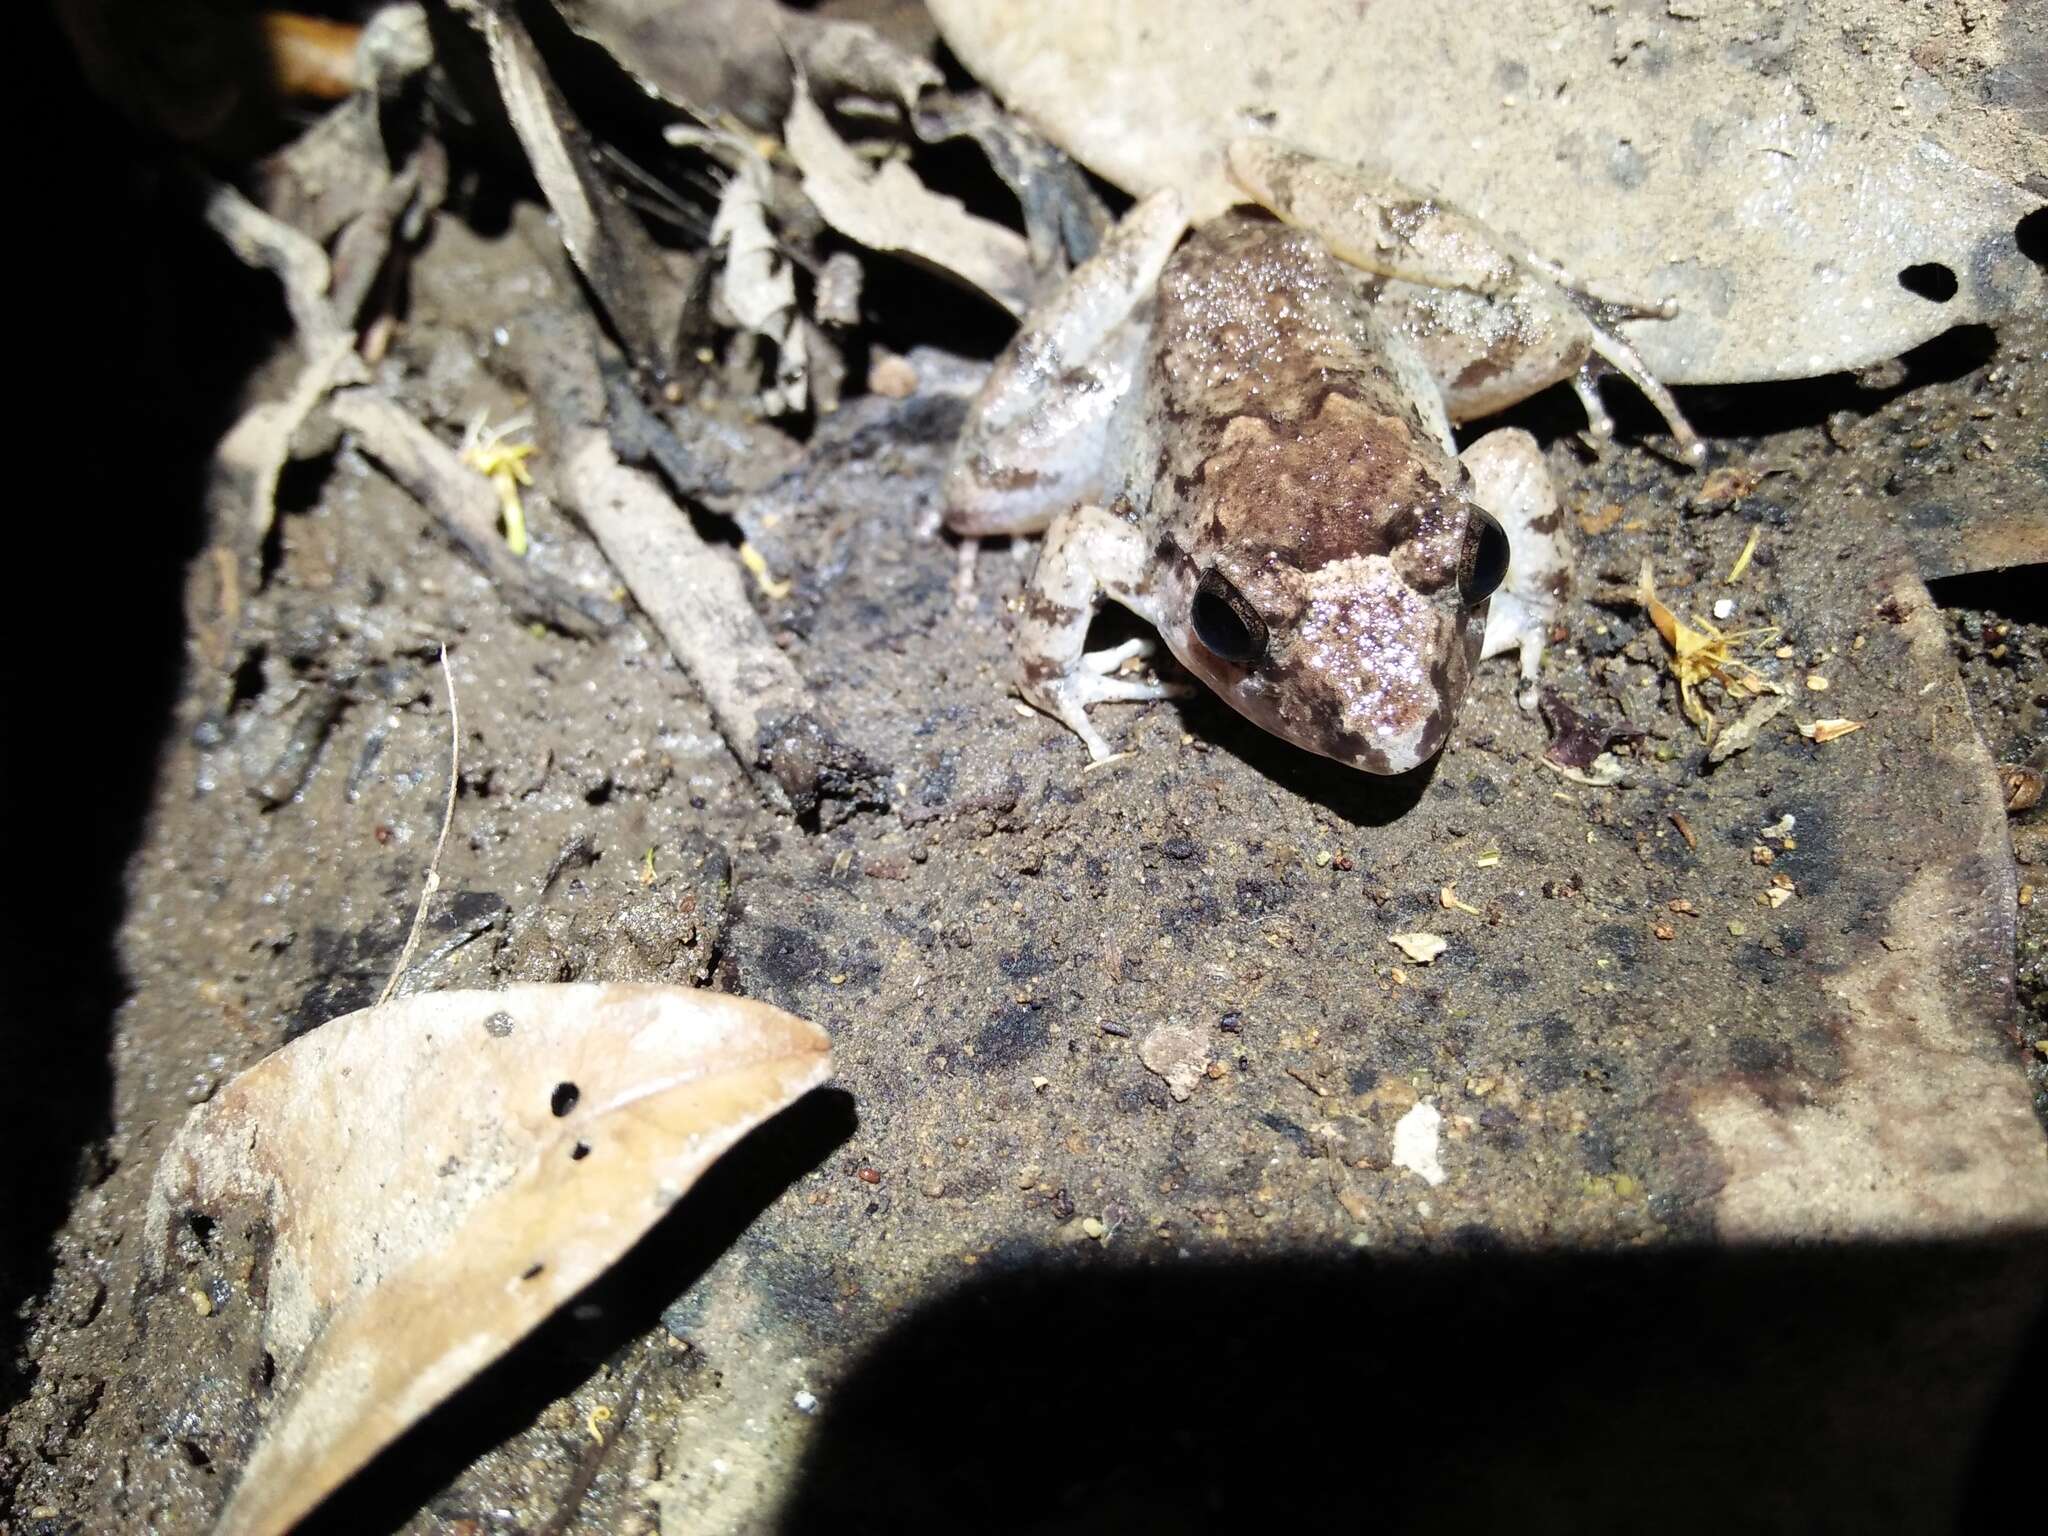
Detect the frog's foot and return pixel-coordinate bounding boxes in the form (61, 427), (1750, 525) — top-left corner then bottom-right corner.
(1572, 333), (1707, 469)
(951, 536), (982, 609)
(1463, 427), (1570, 712)
(1014, 503), (1183, 758)
(1021, 667), (1189, 762)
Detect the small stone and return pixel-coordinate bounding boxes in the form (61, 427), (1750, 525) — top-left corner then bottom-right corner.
(1388, 931), (1448, 964)
(1139, 1022), (1209, 1101)
(794, 1389), (819, 1414)
(1081, 1216), (1107, 1240)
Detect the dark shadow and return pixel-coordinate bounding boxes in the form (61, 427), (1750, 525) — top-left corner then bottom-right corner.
(1462, 325), (2003, 466)
(298, 1086), (856, 1535)
(777, 1236), (2048, 1535)
(1062, 604), (1441, 826)
(1173, 687), (1442, 826)
(1, 16), (281, 1397)
(1927, 567), (2048, 627)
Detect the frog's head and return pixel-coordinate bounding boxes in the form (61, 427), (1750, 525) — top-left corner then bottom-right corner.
(1166, 443), (1509, 774)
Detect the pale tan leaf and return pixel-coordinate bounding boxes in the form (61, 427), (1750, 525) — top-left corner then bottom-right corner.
(1388, 932), (1448, 964)
(929, 0), (2043, 384)
(143, 983), (831, 1536)
(784, 84), (1033, 316)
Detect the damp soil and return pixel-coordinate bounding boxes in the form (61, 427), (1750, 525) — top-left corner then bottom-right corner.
(7, 145), (2047, 1536)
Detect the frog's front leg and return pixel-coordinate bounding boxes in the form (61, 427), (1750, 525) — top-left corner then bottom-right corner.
(1018, 504), (1190, 761)
(941, 189), (1188, 548)
(1228, 138), (1705, 468)
(1462, 428), (1570, 709)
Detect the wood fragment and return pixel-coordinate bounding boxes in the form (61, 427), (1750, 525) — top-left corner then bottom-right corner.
(461, 0), (684, 377)
(251, 684), (346, 809)
(326, 388), (622, 637)
(557, 433), (879, 816)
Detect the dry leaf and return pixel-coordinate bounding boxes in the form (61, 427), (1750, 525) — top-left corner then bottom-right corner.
(2000, 765), (2044, 814)
(705, 141), (811, 414)
(144, 984), (831, 1536)
(1800, 717), (1869, 744)
(930, 0), (2044, 383)
(466, 1), (683, 376)
(784, 82), (1033, 315)
(1388, 932), (1448, 964)
(1707, 692), (1793, 764)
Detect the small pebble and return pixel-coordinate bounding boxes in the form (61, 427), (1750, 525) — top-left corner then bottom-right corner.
(1081, 1216), (1106, 1240)
(794, 1390), (819, 1414)
(1712, 598), (1736, 621)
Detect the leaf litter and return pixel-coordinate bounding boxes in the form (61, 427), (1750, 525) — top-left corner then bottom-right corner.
(146, 983), (831, 1536)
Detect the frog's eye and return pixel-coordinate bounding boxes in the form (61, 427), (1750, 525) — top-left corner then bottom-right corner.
(1192, 568), (1269, 664)
(1457, 508), (1510, 606)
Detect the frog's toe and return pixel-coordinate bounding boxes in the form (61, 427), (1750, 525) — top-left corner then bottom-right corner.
(1081, 637), (1158, 673)
(950, 537), (982, 609)
(1021, 677), (1117, 760)
(1571, 367), (1617, 443)
(1078, 674), (1192, 704)
(1021, 667), (1191, 759)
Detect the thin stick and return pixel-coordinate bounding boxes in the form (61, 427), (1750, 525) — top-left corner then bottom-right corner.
(379, 647), (460, 1005)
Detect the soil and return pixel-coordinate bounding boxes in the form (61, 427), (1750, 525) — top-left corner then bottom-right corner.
(7, 27), (2046, 1536)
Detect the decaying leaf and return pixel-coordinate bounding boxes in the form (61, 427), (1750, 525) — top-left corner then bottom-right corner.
(1388, 932), (1448, 965)
(703, 135), (811, 415)
(929, 0), (2044, 384)
(549, 0), (794, 127)
(462, 0), (684, 377)
(1708, 693), (1793, 764)
(1801, 717), (1870, 745)
(144, 984), (832, 1536)
(1539, 689), (1643, 786)
(784, 82), (1033, 316)
(2002, 764), (2045, 814)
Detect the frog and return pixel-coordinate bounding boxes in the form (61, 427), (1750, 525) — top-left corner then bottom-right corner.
(940, 138), (1703, 771)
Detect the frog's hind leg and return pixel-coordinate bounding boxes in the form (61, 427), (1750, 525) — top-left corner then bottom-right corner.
(1554, 278), (1707, 468)
(1461, 428), (1570, 711)
(1018, 504), (1193, 761)
(1227, 138), (1705, 468)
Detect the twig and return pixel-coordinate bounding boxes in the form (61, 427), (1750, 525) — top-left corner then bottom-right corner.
(379, 647), (460, 1006)
(200, 177), (342, 345)
(327, 387), (623, 637)
(503, 308), (880, 818)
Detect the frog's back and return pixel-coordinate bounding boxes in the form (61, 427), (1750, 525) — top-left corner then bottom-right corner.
(1136, 213), (1469, 585)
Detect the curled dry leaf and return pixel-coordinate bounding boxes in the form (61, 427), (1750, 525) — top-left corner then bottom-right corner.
(784, 83), (1033, 316)
(143, 984), (832, 1536)
(2002, 765), (2045, 815)
(707, 142), (810, 414)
